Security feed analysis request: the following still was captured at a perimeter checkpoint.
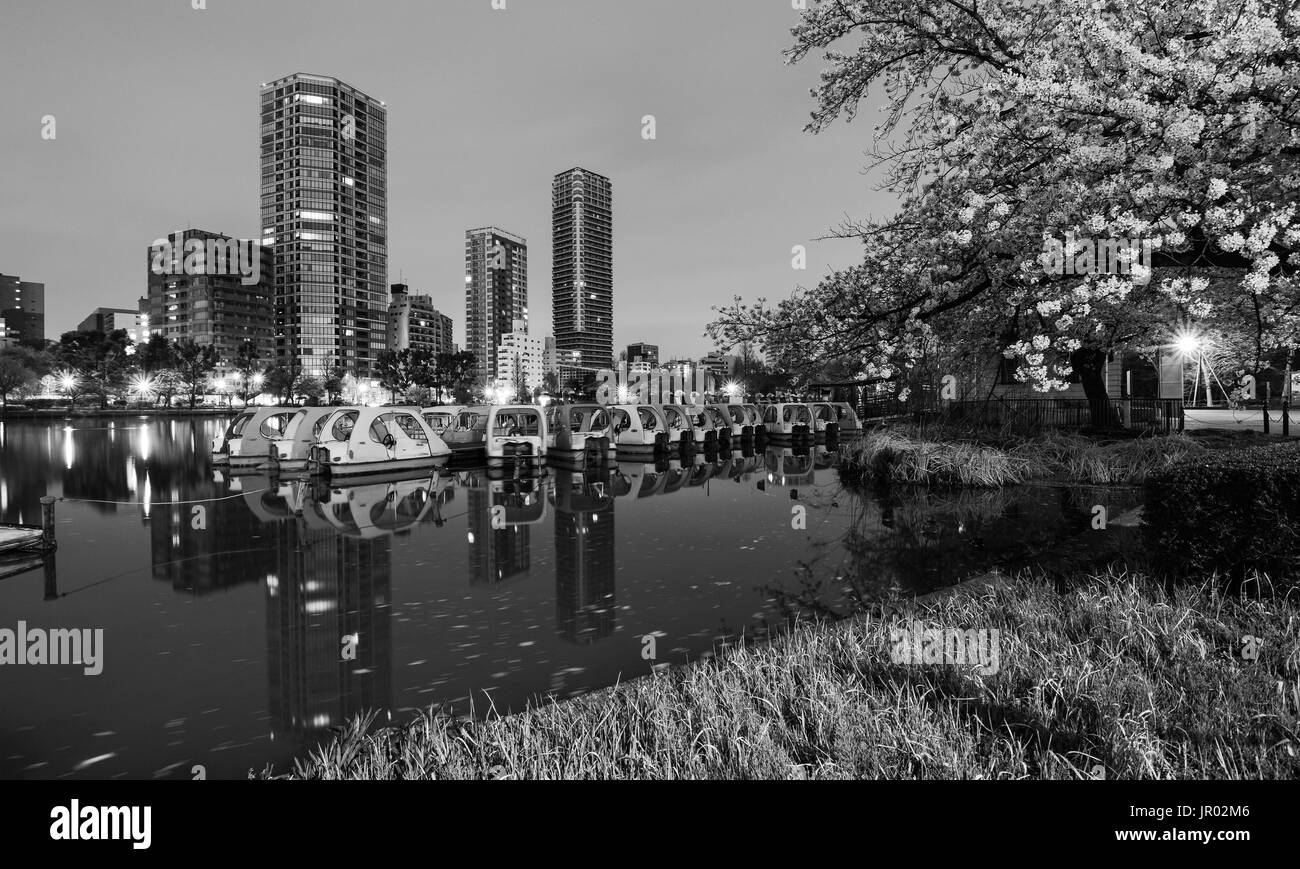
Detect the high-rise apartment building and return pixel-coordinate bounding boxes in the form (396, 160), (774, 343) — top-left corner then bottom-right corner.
(387, 284), (453, 356)
(0, 273), (45, 345)
(465, 227), (527, 385)
(552, 168), (613, 377)
(260, 73), (388, 378)
(144, 229), (274, 371)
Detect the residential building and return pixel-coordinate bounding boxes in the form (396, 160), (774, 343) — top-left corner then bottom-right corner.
(387, 284), (453, 356)
(465, 227), (527, 384)
(701, 352), (737, 380)
(0, 273), (45, 345)
(145, 229), (275, 372)
(552, 168), (613, 377)
(495, 319), (548, 394)
(260, 73), (388, 378)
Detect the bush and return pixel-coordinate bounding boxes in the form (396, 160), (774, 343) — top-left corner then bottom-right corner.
(1143, 442), (1300, 581)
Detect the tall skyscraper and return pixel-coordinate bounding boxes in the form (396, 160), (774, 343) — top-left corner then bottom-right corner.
(260, 73), (388, 379)
(144, 229), (274, 371)
(0, 273), (45, 346)
(552, 168), (613, 377)
(465, 227), (527, 385)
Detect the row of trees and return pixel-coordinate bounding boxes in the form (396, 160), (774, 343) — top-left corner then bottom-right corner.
(0, 330), (482, 409)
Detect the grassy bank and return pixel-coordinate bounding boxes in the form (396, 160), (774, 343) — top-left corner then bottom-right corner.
(840, 429), (1210, 486)
(262, 570), (1299, 780)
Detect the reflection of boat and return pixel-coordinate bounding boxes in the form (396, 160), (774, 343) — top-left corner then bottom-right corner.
(0, 552), (44, 581)
(212, 407), (297, 469)
(302, 474), (447, 538)
(716, 450), (762, 483)
(486, 478), (551, 525)
(308, 407), (450, 478)
(762, 447), (816, 486)
(613, 460), (671, 500)
(486, 405), (547, 467)
(550, 467), (616, 513)
(271, 407), (357, 471)
(229, 473), (306, 522)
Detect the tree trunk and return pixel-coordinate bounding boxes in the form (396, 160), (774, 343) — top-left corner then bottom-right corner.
(1070, 347), (1115, 428)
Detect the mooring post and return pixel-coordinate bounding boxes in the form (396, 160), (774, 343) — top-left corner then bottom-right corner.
(43, 554), (58, 600)
(40, 496), (57, 549)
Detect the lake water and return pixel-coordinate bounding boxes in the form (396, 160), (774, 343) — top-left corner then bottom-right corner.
(0, 417), (1140, 779)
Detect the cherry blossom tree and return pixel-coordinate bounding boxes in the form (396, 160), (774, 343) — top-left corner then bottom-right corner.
(710, 0), (1300, 408)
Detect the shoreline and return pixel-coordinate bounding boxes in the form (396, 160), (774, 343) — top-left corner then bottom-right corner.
(0, 407), (235, 419)
(260, 568), (1299, 780)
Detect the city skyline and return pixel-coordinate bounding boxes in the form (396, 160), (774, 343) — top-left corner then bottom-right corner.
(0, 1), (876, 357)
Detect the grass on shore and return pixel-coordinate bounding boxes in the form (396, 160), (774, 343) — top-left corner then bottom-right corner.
(262, 570), (1299, 780)
(841, 429), (1207, 486)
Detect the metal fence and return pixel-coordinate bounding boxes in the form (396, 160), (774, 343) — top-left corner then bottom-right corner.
(928, 397), (1185, 433)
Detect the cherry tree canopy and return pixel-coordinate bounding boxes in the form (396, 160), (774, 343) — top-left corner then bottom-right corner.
(710, 0), (1300, 395)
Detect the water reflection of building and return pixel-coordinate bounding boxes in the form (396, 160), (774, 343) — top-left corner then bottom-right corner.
(552, 468), (616, 644)
(466, 480), (539, 584)
(149, 477), (279, 594)
(265, 513), (393, 737)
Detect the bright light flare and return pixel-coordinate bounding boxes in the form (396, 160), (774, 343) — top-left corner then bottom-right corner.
(1173, 329), (1203, 357)
(128, 374), (156, 398)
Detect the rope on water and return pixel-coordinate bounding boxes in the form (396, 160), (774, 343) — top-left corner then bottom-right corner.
(56, 488), (270, 506)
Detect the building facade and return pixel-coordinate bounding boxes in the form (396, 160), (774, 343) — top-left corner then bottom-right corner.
(465, 227), (527, 385)
(145, 229), (275, 371)
(495, 320), (548, 394)
(387, 284), (453, 357)
(552, 168), (613, 377)
(0, 273), (45, 346)
(77, 307), (143, 341)
(260, 73), (388, 378)
(626, 342), (658, 368)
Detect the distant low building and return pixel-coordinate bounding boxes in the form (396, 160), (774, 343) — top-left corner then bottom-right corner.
(701, 352), (737, 380)
(0, 273), (45, 346)
(78, 307), (145, 343)
(496, 319), (548, 394)
(626, 342), (658, 368)
(387, 284), (454, 357)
